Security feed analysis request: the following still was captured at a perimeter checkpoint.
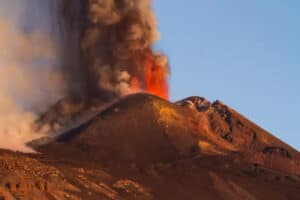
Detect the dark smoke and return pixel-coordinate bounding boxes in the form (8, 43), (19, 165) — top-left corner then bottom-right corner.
(58, 0), (167, 101)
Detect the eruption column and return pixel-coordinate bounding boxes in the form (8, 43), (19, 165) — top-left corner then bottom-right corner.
(59, 0), (170, 100)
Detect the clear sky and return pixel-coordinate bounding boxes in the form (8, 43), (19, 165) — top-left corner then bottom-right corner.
(153, 1), (300, 150)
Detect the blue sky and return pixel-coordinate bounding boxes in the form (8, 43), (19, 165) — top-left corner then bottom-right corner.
(153, 1), (300, 150)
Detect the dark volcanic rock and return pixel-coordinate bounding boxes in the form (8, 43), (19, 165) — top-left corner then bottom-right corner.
(176, 96), (211, 112)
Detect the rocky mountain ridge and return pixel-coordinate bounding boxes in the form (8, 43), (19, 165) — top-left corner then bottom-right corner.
(0, 93), (299, 199)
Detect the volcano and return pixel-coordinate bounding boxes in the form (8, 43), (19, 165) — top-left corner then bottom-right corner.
(0, 93), (299, 199)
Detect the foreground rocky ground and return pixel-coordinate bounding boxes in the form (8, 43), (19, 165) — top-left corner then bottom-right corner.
(0, 94), (299, 199)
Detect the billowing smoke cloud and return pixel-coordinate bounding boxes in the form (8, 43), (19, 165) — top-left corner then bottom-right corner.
(0, 1), (64, 152)
(59, 0), (169, 100)
(0, 0), (169, 152)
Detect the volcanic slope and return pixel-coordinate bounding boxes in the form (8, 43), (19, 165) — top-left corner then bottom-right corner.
(39, 94), (300, 163)
(1, 93), (300, 199)
(37, 93), (202, 164)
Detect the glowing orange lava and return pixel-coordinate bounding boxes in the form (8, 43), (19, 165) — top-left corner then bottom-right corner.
(144, 53), (169, 99)
(130, 53), (169, 99)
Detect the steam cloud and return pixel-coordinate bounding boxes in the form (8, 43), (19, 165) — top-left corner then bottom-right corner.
(0, 1), (64, 152)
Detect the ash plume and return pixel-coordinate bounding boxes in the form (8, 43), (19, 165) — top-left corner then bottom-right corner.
(0, 0), (169, 152)
(58, 0), (170, 100)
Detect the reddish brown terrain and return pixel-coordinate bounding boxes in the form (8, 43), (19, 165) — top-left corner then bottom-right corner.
(0, 93), (300, 199)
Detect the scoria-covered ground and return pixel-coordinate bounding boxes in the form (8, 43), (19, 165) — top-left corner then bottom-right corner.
(0, 94), (300, 199)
